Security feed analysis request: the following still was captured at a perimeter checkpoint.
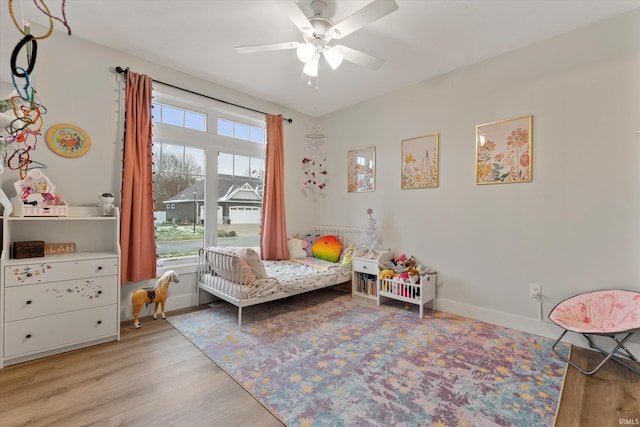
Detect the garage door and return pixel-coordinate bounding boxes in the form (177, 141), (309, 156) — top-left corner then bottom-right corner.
(229, 206), (261, 224)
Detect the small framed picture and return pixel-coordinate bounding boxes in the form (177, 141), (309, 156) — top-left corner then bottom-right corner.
(476, 115), (532, 184)
(46, 123), (91, 158)
(348, 146), (375, 192)
(401, 133), (439, 189)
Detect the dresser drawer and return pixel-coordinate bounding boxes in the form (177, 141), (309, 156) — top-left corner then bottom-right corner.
(3, 305), (118, 358)
(4, 258), (118, 287)
(353, 259), (378, 274)
(4, 276), (118, 322)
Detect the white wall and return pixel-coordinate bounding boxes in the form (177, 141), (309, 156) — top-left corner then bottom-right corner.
(316, 9), (640, 342)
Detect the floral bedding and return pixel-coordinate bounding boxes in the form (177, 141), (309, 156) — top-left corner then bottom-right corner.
(262, 259), (351, 292)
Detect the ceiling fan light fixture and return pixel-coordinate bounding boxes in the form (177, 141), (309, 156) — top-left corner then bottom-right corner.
(303, 54), (319, 77)
(296, 42), (316, 63)
(323, 46), (343, 70)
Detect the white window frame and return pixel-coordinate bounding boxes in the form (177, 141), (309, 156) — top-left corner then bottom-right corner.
(152, 85), (266, 270)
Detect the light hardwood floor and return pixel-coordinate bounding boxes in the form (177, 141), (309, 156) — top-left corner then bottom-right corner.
(1, 308), (638, 427)
(0, 307), (285, 427)
(554, 345), (640, 427)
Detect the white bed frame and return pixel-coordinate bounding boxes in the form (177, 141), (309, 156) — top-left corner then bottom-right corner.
(196, 225), (362, 328)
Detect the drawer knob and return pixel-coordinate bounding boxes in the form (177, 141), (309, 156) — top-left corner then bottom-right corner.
(97, 266), (103, 270)
(97, 290), (102, 295)
(26, 334), (32, 339)
(97, 320), (102, 325)
(362, 266), (367, 269)
(26, 300), (32, 305)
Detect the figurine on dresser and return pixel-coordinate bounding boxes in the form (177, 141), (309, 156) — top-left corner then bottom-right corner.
(98, 192), (115, 216)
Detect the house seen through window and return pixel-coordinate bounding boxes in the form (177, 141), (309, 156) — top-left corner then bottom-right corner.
(152, 97), (266, 265)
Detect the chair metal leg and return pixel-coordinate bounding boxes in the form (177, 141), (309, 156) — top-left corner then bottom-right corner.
(583, 332), (640, 375)
(552, 329), (640, 376)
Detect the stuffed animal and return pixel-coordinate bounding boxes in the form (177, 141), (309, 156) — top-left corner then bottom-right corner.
(312, 235), (342, 262)
(407, 266), (420, 284)
(404, 256), (416, 269)
(340, 244), (355, 268)
(393, 253), (406, 266)
(287, 237), (308, 258)
(380, 261), (395, 271)
(303, 234), (320, 257)
(380, 269), (394, 280)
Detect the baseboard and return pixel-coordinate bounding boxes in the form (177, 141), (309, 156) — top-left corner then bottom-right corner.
(436, 297), (640, 355)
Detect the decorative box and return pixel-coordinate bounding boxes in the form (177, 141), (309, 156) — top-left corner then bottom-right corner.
(12, 241), (45, 259)
(10, 199), (69, 217)
(11, 170), (68, 217)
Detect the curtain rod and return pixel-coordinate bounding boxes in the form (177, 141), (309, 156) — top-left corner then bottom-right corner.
(115, 66), (293, 123)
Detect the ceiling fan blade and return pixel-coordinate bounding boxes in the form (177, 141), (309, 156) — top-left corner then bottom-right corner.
(235, 41), (299, 54)
(333, 45), (385, 70)
(329, 0), (399, 40)
(275, 0), (314, 35)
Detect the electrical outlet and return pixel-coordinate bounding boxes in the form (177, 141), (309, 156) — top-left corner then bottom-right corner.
(529, 284), (542, 299)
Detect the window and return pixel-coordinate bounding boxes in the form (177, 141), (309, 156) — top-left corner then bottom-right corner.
(153, 102), (206, 131)
(152, 141), (204, 259)
(152, 92), (266, 267)
(217, 118), (265, 143)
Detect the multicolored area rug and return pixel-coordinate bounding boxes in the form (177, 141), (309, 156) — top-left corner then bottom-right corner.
(169, 288), (568, 427)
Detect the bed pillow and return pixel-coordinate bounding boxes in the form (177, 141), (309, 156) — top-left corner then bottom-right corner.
(303, 234), (320, 257)
(240, 247), (268, 278)
(312, 235), (343, 263)
(287, 238), (308, 258)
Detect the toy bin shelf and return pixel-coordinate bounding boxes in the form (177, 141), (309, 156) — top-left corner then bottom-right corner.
(352, 248), (393, 301)
(378, 272), (437, 318)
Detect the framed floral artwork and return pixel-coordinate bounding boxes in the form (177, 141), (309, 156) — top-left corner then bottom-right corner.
(401, 133), (439, 189)
(46, 123), (91, 158)
(348, 146), (375, 192)
(476, 115), (532, 184)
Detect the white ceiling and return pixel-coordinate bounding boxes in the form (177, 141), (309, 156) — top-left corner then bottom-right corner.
(2, 0), (640, 117)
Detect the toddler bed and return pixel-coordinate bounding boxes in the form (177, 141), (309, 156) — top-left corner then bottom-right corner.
(196, 226), (361, 328)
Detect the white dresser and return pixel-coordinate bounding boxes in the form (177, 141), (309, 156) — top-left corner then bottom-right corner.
(0, 207), (121, 368)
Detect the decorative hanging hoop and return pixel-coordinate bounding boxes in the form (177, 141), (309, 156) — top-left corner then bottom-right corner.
(8, 0), (54, 40)
(10, 35), (38, 77)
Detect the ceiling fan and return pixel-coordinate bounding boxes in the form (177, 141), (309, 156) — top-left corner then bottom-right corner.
(235, 0), (399, 78)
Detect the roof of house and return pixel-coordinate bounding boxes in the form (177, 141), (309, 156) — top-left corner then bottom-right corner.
(162, 176), (262, 204)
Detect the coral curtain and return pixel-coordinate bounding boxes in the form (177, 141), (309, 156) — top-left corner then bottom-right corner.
(120, 71), (157, 284)
(260, 114), (289, 260)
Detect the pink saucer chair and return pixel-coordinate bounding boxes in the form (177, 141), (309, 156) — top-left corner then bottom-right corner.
(549, 289), (640, 376)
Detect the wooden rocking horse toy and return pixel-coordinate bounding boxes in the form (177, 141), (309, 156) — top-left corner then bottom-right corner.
(131, 270), (179, 329)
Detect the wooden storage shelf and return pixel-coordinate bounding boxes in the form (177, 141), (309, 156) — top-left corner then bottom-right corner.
(352, 248), (392, 301)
